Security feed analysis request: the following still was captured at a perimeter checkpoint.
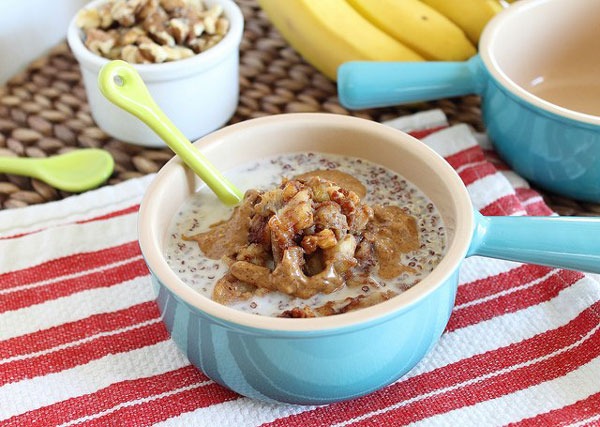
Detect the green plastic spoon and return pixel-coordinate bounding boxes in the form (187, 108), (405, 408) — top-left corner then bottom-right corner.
(97, 60), (243, 207)
(0, 148), (114, 193)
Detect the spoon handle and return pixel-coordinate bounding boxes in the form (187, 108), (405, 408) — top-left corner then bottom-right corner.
(98, 60), (243, 206)
(0, 156), (43, 179)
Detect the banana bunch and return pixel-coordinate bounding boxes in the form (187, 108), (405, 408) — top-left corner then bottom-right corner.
(419, 0), (503, 45)
(257, 0), (504, 81)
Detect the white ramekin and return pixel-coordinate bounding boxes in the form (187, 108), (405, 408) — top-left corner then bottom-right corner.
(67, 0), (244, 147)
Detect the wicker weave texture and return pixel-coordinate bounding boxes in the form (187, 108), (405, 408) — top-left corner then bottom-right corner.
(0, 0), (596, 215)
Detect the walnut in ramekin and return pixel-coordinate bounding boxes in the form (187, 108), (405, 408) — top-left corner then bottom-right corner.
(67, 0), (244, 146)
(76, 0), (230, 64)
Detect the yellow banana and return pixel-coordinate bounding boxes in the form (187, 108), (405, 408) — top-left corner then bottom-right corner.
(419, 0), (503, 44)
(347, 0), (476, 61)
(257, 0), (424, 81)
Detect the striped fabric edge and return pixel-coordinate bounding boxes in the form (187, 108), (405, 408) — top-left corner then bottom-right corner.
(1, 110), (598, 427)
(4, 252), (593, 420)
(0, 175), (153, 239)
(0, 208), (142, 286)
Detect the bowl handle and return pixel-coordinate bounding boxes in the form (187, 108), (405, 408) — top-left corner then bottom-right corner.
(337, 55), (484, 109)
(467, 211), (600, 273)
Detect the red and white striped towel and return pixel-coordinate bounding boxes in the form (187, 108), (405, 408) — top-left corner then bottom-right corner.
(1, 110), (599, 427)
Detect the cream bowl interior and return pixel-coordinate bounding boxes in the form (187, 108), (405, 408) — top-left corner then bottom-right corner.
(481, 0), (600, 122)
(138, 113), (474, 332)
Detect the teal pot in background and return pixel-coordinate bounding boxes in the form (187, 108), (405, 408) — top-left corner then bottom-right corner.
(338, 0), (600, 202)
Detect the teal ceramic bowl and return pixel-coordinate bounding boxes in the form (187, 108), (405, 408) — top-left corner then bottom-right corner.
(337, 0), (600, 202)
(138, 114), (600, 405)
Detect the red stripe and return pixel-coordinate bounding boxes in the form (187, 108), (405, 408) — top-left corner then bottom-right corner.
(84, 382), (238, 426)
(458, 162), (499, 186)
(494, 163), (510, 171)
(455, 264), (553, 306)
(0, 241), (142, 290)
(263, 301), (600, 427)
(482, 149), (510, 169)
(486, 159), (510, 171)
(76, 204), (140, 224)
(0, 204), (139, 241)
(479, 194), (525, 216)
(448, 268), (584, 332)
(0, 230), (42, 241)
(408, 125), (448, 140)
(515, 187), (541, 202)
(444, 145), (485, 170)
(0, 320), (169, 386)
(515, 188), (554, 216)
(508, 390), (600, 426)
(0, 301), (159, 359)
(1, 366), (234, 427)
(523, 200), (554, 217)
(0, 257), (149, 313)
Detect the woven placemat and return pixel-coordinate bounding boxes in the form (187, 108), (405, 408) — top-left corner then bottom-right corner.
(0, 0), (597, 216)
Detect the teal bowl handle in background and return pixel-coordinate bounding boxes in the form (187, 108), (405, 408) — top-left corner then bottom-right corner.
(469, 212), (600, 273)
(337, 56), (484, 109)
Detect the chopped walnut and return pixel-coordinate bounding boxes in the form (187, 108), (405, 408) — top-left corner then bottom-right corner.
(188, 37), (206, 54)
(76, 0), (229, 63)
(76, 9), (101, 29)
(120, 26), (146, 45)
(203, 15), (216, 34)
(203, 4), (223, 20)
(142, 8), (169, 35)
(301, 229), (337, 254)
(151, 29), (177, 47)
(184, 0), (205, 12)
(121, 45), (146, 63)
(190, 20), (206, 38)
(139, 42), (168, 62)
(160, 0), (186, 12)
(110, 0), (137, 27)
(138, 0), (159, 20)
(84, 28), (116, 56)
(279, 306), (316, 318)
(168, 18), (189, 44)
(163, 45), (195, 61)
(215, 17), (229, 35)
(97, 3), (115, 28)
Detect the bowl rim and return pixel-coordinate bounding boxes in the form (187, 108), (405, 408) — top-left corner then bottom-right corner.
(138, 113), (475, 333)
(67, 0), (244, 81)
(479, 0), (600, 127)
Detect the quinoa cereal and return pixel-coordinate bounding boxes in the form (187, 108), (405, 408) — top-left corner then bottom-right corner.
(164, 152), (447, 317)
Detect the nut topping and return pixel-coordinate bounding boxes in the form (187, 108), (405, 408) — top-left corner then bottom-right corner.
(77, 0), (229, 63)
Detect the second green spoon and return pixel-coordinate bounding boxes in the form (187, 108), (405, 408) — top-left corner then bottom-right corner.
(0, 149), (114, 193)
